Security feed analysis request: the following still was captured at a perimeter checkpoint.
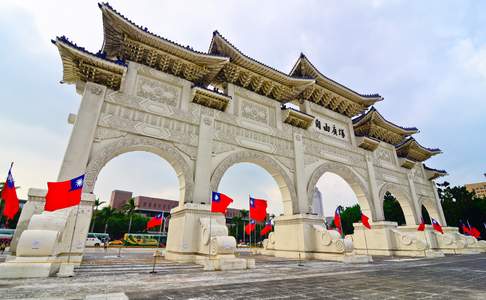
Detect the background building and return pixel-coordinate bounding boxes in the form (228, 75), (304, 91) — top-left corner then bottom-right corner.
(465, 181), (486, 198)
(110, 190), (253, 220)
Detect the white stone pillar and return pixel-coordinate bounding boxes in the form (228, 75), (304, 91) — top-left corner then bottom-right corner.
(293, 133), (308, 214)
(224, 83), (236, 115)
(192, 115), (214, 204)
(58, 83), (107, 181)
(365, 153), (383, 221)
(407, 173), (421, 225)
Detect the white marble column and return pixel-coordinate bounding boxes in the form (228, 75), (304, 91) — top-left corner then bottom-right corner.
(293, 133), (308, 214)
(365, 153), (383, 221)
(58, 82), (107, 181)
(407, 174), (422, 225)
(192, 115), (214, 204)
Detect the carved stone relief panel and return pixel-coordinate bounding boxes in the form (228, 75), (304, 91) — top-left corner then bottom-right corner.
(136, 75), (181, 107)
(98, 102), (199, 147)
(303, 137), (366, 168)
(213, 120), (294, 158)
(240, 99), (270, 125)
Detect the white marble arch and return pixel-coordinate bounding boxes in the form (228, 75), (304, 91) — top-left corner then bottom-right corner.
(306, 162), (374, 220)
(379, 182), (418, 225)
(210, 150), (297, 216)
(84, 135), (195, 205)
(419, 197), (442, 223)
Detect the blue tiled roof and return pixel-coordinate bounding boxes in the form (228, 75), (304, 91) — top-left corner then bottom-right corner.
(395, 137), (441, 153)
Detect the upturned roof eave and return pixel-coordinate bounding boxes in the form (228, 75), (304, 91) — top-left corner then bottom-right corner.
(209, 31), (315, 87)
(99, 3), (229, 65)
(352, 107), (419, 136)
(290, 55), (383, 103)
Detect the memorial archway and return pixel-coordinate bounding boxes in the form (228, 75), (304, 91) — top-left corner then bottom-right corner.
(307, 162), (374, 221)
(379, 183), (418, 225)
(210, 150), (297, 216)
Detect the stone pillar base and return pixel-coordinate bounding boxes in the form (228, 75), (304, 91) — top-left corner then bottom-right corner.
(165, 203), (252, 270)
(262, 214), (369, 262)
(352, 222), (431, 257)
(0, 257), (61, 279)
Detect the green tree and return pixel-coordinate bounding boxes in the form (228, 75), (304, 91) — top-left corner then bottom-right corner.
(90, 198), (105, 232)
(437, 181), (486, 239)
(339, 204), (362, 235)
(383, 192), (406, 225)
(122, 198), (136, 234)
(99, 207), (117, 234)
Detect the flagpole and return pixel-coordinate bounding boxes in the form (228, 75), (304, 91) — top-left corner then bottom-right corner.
(157, 212), (163, 248)
(363, 226), (369, 257)
(209, 194), (212, 259)
(67, 203), (81, 264)
(248, 196), (251, 255)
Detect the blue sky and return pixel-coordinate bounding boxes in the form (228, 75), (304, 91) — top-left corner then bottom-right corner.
(1, 1), (485, 216)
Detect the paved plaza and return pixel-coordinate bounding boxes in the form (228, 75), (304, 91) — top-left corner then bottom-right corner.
(0, 248), (485, 299)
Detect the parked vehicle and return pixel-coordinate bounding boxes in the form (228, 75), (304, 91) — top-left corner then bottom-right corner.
(85, 236), (102, 247)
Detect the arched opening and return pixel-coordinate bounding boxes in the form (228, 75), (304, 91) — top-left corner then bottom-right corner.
(307, 162), (372, 235)
(210, 150), (295, 246)
(91, 151), (180, 245)
(379, 183), (418, 225)
(218, 162), (283, 245)
(83, 137), (194, 249)
(421, 205), (432, 224)
(383, 191), (406, 225)
(314, 172), (363, 235)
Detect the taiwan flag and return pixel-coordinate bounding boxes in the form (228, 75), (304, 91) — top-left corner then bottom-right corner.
(1, 164), (19, 220)
(147, 213), (164, 230)
(431, 218), (444, 234)
(45, 175), (84, 212)
(260, 220), (273, 236)
(467, 221), (481, 239)
(249, 197), (267, 222)
(334, 207), (342, 234)
(361, 213), (371, 229)
(245, 220), (256, 235)
(211, 191), (233, 214)
(417, 217), (425, 231)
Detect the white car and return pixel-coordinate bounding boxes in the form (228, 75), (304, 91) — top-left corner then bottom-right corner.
(85, 236), (103, 247)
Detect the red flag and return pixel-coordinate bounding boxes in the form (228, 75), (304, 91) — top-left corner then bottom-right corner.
(249, 197), (267, 222)
(417, 218), (425, 231)
(45, 175), (84, 212)
(211, 192), (233, 214)
(147, 213), (163, 230)
(431, 218), (443, 234)
(462, 224), (471, 235)
(1, 164), (19, 220)
(260, 221), (273, 236)
(334, 207), (342, 234)
(245, 220), (256, 235)
(469, 226), (481, 239)
(361, 213), (371, 229)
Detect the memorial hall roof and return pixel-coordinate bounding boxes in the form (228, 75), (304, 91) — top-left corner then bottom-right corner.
(52, 36), (127, 90)
(395, 137), (441, 162)
(423, 164), (448, 180)
(352, 107), (418, 145)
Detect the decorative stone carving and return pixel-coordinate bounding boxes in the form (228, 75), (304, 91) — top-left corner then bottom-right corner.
(241, 100), (268, 124)
(88, 85), (104, 96)
(84, 135), (194, 203)
(136, 75), (181, 107)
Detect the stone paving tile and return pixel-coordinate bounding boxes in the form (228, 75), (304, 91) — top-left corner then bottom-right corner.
(1, 253), (486, 299)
